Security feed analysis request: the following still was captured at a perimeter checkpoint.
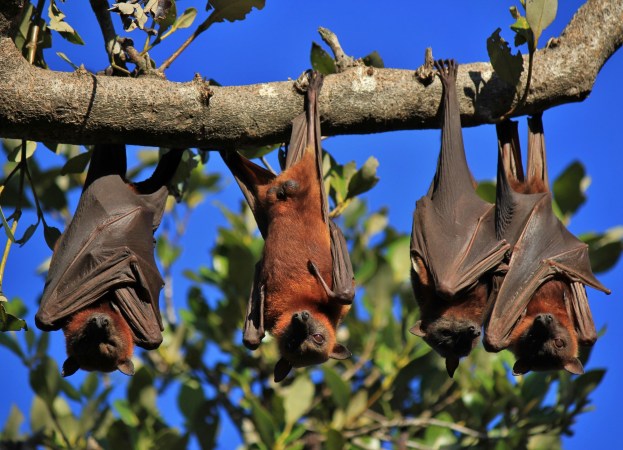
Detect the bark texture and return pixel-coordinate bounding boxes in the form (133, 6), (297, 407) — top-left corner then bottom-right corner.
(0, 0), (621, 148)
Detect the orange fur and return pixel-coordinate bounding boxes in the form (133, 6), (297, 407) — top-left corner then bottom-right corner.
(509, 280), (578, 357)
(63, 296), (135, 373)
(260, 150), (349, 336)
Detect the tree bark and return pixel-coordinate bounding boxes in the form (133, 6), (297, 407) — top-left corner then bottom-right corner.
(0, 0), (621, 148)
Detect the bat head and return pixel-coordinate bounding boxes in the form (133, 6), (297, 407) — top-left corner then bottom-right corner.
(274, 310), (351, 383)
(511, 313), (583, 376)
(62, 303), (135, 377)
(410, 317), (481, 377)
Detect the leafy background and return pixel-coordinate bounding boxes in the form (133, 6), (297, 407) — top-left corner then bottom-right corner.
(1, 0), (622, 448)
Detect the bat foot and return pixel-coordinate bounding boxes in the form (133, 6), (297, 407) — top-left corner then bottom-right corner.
(434, 59), (458, 86)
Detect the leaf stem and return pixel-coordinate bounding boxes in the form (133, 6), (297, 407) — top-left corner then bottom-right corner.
(159, 14), (216, 72)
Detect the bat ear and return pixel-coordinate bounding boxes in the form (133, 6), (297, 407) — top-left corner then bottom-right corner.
(61, 357), (80, 377)
(409, 321), (427, 337)
(329, 343), (352, 361)
(274, 358), (293, 383)
(563, 358), (584, 375)
(445, 356), (460, 378)
(512, 358), (531, 376)
(117, 359), (135, 376)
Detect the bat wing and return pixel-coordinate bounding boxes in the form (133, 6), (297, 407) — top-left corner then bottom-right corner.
(328, 220), (355, 303)
(243, 261), (266, 350)
(411, 198), (508, 298)
(220, 151), (276, 239)
(485, 194), (610, 349)
(36, 175), (166, 349)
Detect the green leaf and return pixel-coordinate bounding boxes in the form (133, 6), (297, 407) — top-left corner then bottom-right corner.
(16, 222), (39, 246)
(476, 180), (497, 203)
(207, 0), (265, 23)
(487, 28), (524, 88)
(283, 376), (314, 425)
(56, 52), (80, 70)
(525, 0), (557, 48)
(361, 50), (384, 68)
(178, 379), (206, 419)
(0, 333), (25, 364)
(29, 357), (61, 406)
(248, 397), (276, 447)
(310, 42), (336, 75)
(346, 156), (379, 199)
(114, 399), (140, 427)
(0, 302), (27, 332)
(43, 224), (61, 251)
(326, 429), (346, 450)
(2, 405), (24, 440)
(573, 369), (605, 399)
(48, 0), (85, 45)
(552, 161), (588, 221)
(323, 367), (350, 409)
(81, 373), (99, 398)
(510, 16), (533, 48)
(172, 7), (197, 30)
(60, 151), (91, 175)
(581, 227), (623, 273)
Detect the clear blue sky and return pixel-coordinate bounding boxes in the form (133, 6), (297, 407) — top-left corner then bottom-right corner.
(2, 1), (621, 448)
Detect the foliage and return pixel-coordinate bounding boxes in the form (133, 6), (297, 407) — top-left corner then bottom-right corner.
(0, 1), (620, 449)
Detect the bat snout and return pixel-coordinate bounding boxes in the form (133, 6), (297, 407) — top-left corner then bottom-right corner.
(535, 314), (553, 325)
(468, 325), (481, 338)
(292, 311), (311, 323)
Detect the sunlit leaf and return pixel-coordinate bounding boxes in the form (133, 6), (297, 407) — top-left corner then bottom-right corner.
(311, 42), (336, 75)
(526, 0), (558, 47)
(283, 376), (314, 425)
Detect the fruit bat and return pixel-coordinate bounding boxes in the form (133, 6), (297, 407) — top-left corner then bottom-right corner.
(409, 59), (510, 377)
(35, 144), (183, 377)
(221, 71), (355, 383)
(483, 115), (610, 375)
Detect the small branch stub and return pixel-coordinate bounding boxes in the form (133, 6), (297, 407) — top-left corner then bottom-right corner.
(318, 26), (357, 72)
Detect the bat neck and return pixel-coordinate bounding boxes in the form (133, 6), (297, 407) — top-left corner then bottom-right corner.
(432, 82), (475, 202)
(84, 144), (127, 191)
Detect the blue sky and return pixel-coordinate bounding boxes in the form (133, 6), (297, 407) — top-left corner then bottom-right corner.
(2, 1), (622, 448)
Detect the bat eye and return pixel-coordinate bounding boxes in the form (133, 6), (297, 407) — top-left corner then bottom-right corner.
(311, 334), (325, 345)
(554, 338), (565, 348)
(441, 330), (452, 337)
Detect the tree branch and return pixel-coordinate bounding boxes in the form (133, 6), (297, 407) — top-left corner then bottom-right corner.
(0, 0), (621, 148)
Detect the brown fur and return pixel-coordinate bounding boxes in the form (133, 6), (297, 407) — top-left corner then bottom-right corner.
(62, 295), (135, 375)
(508, 279), (583, 375)
(411, 255), (487, 376)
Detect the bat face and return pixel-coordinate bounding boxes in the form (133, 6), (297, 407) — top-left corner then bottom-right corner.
(410, 255), (489, 376)
(511, 312), (583, 375)
(276, 310), (350, 367)
(508, 280), (583, 375)
(62, 301), (135, 377)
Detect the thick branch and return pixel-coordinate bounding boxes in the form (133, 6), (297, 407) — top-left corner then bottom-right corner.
(0, 0), (621, 148)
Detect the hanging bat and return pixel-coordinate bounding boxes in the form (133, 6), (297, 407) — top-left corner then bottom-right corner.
(221, 71), (354, 383)
(483, 115), (610, 375)
(35, 144), (183, 377)
(409, 59), (510, 377)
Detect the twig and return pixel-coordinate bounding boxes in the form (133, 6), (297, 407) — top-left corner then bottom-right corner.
(344, 417), (490, 440)
(25, 0), (46, 64)
(159, 14), (216, 72)
(89, 0), (129, 75)
(317, 27), (357, 72)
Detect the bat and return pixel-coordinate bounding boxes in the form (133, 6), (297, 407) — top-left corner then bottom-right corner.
(35, 144), (183, 377)
(221, 70), (355, 383)
(409, 59), (510, 377)
(483, 115), (610, 375)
